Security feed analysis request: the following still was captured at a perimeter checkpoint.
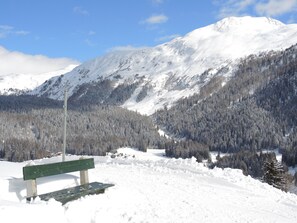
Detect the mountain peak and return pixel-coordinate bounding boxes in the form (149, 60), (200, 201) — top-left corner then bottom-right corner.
(212, 16), (284, 32)
(31, 16), (297, 115)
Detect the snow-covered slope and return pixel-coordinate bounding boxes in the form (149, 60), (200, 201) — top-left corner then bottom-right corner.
(1, 148), (297, 223)
(0, 64), (78, 95)
(31, 16), (297, 114)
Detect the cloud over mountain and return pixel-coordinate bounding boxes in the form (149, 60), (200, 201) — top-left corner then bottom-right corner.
(0, 46), (79, 76)
(0, 46), (79, 93)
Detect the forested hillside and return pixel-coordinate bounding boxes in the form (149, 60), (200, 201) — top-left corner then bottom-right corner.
(0, 95), (210, 162)
(0, 105), (160, 161)
(0, 95), (62, 111)
(154, 44), (297, 167)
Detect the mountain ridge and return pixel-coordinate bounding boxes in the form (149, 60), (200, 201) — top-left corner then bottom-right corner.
(0, 64), (78, 95)
(30, 16), (297, 115)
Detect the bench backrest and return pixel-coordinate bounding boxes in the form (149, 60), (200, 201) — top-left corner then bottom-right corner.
(23, 158), (95, 180)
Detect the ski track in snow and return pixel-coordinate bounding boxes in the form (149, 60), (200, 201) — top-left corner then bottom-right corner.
(1, 148), (297, 223)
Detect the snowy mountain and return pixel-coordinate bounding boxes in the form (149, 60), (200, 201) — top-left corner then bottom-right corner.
(0, 64), (78, 95)
(30, 16), (297, 115)
(1, 148), (297, 222)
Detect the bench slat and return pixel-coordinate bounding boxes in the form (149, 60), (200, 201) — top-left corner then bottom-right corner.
(23, 158), (95, 180)
(37, 182), (114, 204)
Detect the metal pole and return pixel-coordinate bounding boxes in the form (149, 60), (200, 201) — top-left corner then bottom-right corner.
(62, 88), (67, 162)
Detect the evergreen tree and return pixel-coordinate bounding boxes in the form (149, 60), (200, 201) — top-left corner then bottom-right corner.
(262, 159), (286, 191)
(294, 172), (297, 186)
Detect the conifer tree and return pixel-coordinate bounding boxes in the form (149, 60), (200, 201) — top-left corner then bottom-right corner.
(263, 159), (286, 191)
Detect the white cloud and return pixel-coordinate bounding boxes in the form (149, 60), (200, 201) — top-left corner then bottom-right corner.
(215, 0), (255, 18)
(108, 45), (148, 53)
(152, 0), (164, 5)
(214, 0), (297, 19)
(0, 45), (80, 76)
(14, 30), (30, 36)
(85, 38), (97, 47)
(88, 30), (96, 36)
(73, 6), (89, 16)
(155, 34), (180, 42)
(255, 0), (297, 16)
(142, 14), (168, 24)
(0, 25), (13, 30)
(0, 25), (30, 38)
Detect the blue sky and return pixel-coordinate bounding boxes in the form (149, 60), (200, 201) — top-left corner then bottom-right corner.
(0, 0), (297, 66)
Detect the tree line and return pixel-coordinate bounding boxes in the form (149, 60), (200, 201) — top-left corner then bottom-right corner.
(0, 104), (169, 161)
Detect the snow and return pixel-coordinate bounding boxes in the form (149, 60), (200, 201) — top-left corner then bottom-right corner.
(31, 16), (297, 115)
(0, 64), (78, 94)
(289, 166), (297, 176)
(157, 128), (171, 139)
(209, 151), (230, 163)
(1, 148), (297, 222)
(262, 149), (283, 162)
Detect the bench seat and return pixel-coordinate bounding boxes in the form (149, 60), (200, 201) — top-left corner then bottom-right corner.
(38, 182), (114, 205)
(23, 158), (114, 204)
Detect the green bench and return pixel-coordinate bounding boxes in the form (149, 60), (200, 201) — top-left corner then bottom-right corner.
(23, 157), (114, 205)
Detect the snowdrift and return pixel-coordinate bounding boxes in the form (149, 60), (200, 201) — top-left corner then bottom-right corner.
(1, 148), (297, 223)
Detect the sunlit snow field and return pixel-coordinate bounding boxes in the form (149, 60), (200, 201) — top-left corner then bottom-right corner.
(1, 148), (297, 223)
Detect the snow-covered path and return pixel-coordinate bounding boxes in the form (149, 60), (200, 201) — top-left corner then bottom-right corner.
(1, 148), (297, 223)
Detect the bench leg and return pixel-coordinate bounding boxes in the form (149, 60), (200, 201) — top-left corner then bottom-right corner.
(26, 179), (37, 201)
(80, 170), (89, 185)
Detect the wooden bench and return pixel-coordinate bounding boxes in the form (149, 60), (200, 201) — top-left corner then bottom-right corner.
(23, 157), (114, 205)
